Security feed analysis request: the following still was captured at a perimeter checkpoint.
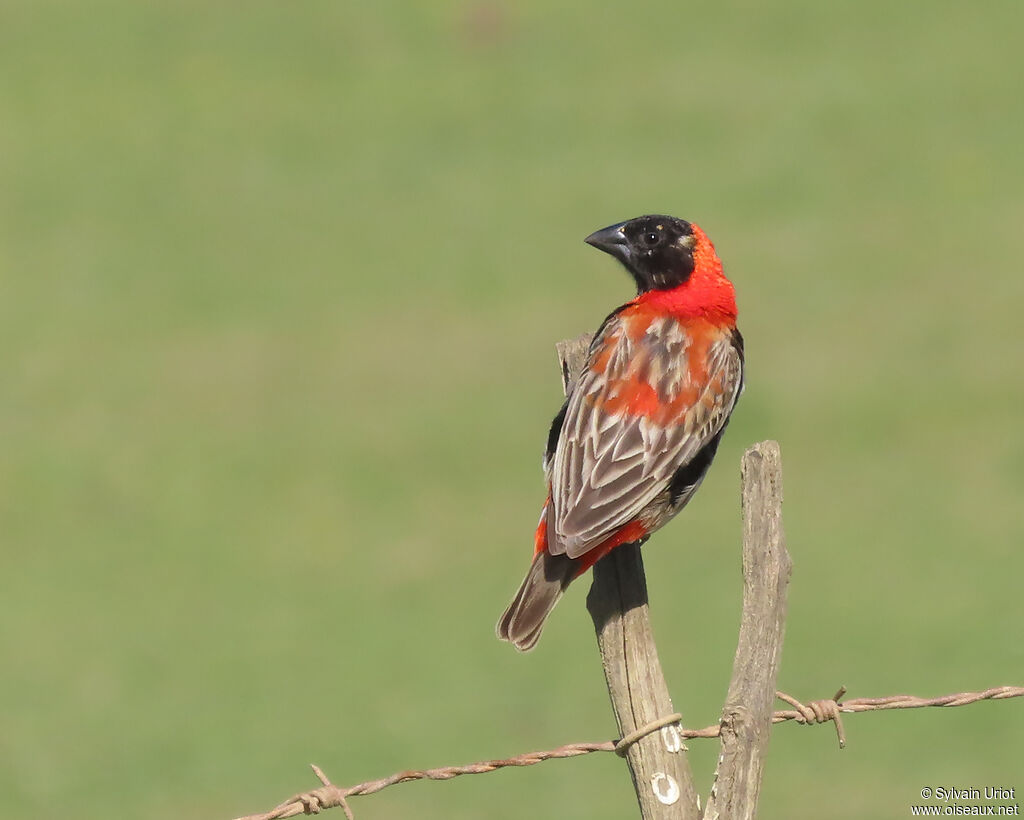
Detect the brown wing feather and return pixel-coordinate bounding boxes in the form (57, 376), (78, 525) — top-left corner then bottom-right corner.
(548, 314), (742, 559)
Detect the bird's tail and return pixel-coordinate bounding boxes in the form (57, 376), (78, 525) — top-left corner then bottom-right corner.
(496, 551), (577, 651)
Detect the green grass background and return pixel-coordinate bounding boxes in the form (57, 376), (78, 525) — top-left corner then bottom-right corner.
(2, 1), (1022, 818)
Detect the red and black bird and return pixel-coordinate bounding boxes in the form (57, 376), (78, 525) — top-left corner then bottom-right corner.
(497, 215), (743, 651)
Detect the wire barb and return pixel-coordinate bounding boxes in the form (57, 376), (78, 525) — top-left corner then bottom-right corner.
(232, 684), (1022, 820)
(775, 688), (848, 748)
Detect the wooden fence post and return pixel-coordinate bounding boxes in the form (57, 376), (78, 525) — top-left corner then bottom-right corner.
(703, 441), (791, 820)
(588, 546), (703, 818)
(557, 337), (792, 820)
(557, 335), (701, 820)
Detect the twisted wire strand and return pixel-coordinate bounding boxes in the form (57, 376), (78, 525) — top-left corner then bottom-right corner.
(234, 685), (1023, 820)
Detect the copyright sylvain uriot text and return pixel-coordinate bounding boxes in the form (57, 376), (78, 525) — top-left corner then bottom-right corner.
(912, 787), (1018, 817)
(924, 789), (1016, 802)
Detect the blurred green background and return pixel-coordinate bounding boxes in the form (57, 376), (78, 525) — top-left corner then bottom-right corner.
(2, 1), (1022, 818)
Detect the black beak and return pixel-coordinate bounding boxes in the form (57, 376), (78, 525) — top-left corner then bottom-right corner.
(584, 221), (630, 263)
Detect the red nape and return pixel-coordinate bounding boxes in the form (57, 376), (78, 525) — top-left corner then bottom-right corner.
(634, 223), (738, 322)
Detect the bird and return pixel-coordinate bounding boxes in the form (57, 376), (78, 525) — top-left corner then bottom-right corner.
(497, 215), (744, 651)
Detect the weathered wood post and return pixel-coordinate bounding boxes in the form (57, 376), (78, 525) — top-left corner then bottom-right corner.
(557, 335), (701, 820)
(557, 337), (791, 820)
(704, 441), (791, 820)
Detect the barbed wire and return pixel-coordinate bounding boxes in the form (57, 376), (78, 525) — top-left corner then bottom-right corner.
(233, 684), (1022, 820)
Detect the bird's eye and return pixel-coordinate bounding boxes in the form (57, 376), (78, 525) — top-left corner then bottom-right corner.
(644, 232), (659, 246)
